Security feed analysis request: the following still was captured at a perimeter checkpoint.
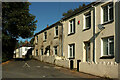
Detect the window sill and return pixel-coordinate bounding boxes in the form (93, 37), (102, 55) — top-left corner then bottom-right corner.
(82, 27), (91, 31)
(100, 55), (114, 59)
(102, 20), (114, 25)
(68, 57), (75, 59)
(43, 40), (46, 42)
(68, 33), (75, 36)
(54, 36), (58, 39)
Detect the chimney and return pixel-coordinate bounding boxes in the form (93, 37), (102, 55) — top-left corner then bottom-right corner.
(47, 24), (49, 28)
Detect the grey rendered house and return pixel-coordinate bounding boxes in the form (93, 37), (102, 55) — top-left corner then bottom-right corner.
(33, 0), (120, 78)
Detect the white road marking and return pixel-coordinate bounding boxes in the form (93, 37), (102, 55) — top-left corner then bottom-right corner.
(22, 63), (30, 68)
(36, 66), (40, 68)
(43, 66), (49, 68)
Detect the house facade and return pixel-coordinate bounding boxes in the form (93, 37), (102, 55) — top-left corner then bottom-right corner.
(33, 0), (120, 78)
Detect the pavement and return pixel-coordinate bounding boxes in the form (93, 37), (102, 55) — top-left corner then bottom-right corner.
(2, 59), (107, 79)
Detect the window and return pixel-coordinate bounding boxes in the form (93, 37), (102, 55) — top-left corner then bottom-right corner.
(55, 26), (58, 36)
(44, 32), (47, 40)
(84, 12), (91, 29)
(36, 49), (38, 56)
(84, 42), (91, 62)
(36, 36), (38, 43)
(41, 49), (43, 55)
(25, 48), (27, 51)
(54, 46), (57, 55)
(68, 44), (75, 58)
(102, 37), (114, 56)
(69, 19), (75, 34)
(102, 3), (113, 23)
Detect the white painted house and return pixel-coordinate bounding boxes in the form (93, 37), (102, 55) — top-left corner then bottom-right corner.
(13, 46), (32, 58)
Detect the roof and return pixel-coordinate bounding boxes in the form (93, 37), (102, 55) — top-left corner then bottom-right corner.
(62, 2), (101, 21)
(34, 20), (62, 36)
(34, 1), (101, 37)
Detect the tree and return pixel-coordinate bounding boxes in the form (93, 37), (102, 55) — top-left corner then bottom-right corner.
(30, 37), (34, 45)
(62, 4), (86, 17)
(2, 2), (37, 61)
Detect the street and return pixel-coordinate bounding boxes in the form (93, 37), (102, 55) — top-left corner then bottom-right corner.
(2, 59), (103, 79)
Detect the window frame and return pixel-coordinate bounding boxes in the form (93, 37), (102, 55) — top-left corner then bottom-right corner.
(84, 12), (91, 30)
(54, 26), (58, 37)
(102, 2), (114, 24)
(101, 36), (114, 57)
(36, 36), (38, 43)
(68, 19), (75, 35)
(53, 46), (57, 55)
(84, 42), (91, 62)
(44, 31), (47, 41)
(68, 44), (75, 59)
(36, 49), (38, 56)
(41, 49), (43, 55)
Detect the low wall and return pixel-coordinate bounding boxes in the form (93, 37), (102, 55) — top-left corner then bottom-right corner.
(79, 62), (118, 78)
(55, 59), (70, 68)
(33, 56), (70, 68)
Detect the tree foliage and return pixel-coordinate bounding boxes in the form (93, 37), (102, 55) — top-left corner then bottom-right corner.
(2, 2), (37, 61)
(62, 3), (86, 17)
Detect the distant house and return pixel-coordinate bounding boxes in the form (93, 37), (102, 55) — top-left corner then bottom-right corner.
(13, 41), (33, 59)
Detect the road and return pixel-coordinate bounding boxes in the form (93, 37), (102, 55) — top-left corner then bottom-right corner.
(2, 59), (103, 79)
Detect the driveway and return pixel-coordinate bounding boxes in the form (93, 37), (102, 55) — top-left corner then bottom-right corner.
(2, 59), (104, 79)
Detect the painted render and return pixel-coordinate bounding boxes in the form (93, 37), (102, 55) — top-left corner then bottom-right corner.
(33, 0), (120, 78)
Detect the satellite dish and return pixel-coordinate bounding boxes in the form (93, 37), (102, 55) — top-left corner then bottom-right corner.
(98, 24), (105, 30)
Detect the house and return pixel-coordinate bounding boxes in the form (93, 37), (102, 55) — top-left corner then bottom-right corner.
(13, 41), (33, 59)
(33, 0), (120, 78)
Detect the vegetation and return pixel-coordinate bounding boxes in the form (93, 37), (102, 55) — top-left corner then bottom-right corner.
(62, 3), (86, 17)
(2, 2), (37, 62)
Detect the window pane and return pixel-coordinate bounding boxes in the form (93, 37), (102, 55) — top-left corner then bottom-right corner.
(103, 6), (108, 22)
(103, 38), (108, 55)
(70, 23), (72, 33)
(70, 47), (72, 57)
(109, 37), (114, 55)
(109, 7), (113, 20)
(85, 42), (90, 62)
(85, 13), (91, 29)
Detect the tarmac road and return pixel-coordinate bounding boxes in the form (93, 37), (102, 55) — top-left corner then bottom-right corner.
(2, 59), (104, 79)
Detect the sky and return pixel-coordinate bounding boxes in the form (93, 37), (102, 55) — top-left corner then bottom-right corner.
(19, 2), (90, 42)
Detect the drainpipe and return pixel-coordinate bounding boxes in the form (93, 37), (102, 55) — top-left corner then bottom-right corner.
(92, 5), (95, 62)
(60, 20), (63, 57)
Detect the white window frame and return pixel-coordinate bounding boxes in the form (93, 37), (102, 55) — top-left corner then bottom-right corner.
(54, 26), (58, 37)
(44, 32), (47, 40)
(68, 19), (75, 34)
(36, 36), (38, 43)
(101, 36), (114, 57)
(41, 49), (43, 55)
(36, 49), (38, 56)
(68, 44), (75, 58)
(84, 42), (91, 62)
(53, 46), (57, 55)
(84, 12), (91, 30)
(102, 3), (113, 24)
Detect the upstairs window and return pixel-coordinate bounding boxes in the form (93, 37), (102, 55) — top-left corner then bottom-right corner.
(102, 36), (114, 57)
(69, 19), (75, 34)
(44, 32), (47, 40)
(68, 44), (75, 59)
(55, 26), (58, 37)
(36, 36), (38, 43)
(84, 12), (91, 30)
(102, 3), (113, 23)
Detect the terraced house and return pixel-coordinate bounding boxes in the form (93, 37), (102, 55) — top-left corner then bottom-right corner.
(33, 0), (120, 78)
